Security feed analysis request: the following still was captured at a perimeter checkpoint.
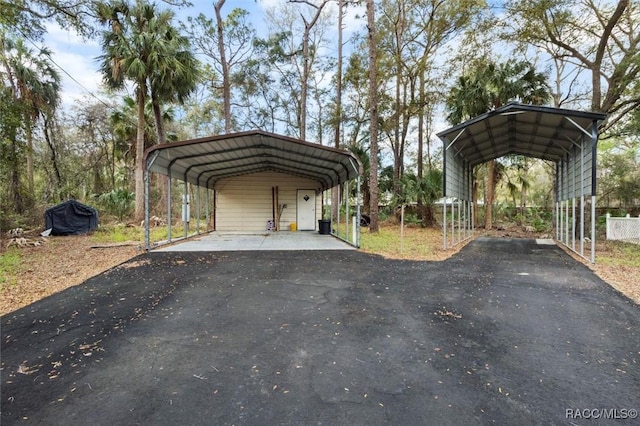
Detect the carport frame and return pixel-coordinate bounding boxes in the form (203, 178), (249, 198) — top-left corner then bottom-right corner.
(437, 103), (607, 263)
(142, 130), (362, 250)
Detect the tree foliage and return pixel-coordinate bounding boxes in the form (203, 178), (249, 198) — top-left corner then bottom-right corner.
(445, 59), (551, 229)
(504, 0), (640, 130)
(0, 30), (60, 214)
(0, 0), (96, 40)
(1, 0), (638, 230)
(185, 3), (255, 132)
(97, 0), (198, 221)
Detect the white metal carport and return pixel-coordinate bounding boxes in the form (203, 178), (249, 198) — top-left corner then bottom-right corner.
(142, 130), (362, 250)
(437, 103), (607, 263)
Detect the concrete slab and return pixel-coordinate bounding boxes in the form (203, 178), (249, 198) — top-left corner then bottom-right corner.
(154, 231), (356, 252)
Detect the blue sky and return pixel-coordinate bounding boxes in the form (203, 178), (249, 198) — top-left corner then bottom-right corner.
(42, 0), (365, 110)
(43, 0), (269, 108)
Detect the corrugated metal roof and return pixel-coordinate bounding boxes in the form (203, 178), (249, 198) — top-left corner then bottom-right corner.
(144, 130), (362, 189)
(437, 103), (607, 168)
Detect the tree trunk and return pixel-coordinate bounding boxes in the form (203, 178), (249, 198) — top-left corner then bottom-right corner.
(151, 98), (169, 212)
(134, 88), (146, 223)
(334, 0), (343, 151)
(484, 159), (496, 229)
(362, 179), (371, 216)
(332, 0), (344, 222)
(43, 116), (61, 195)
(301, 26), (309, 141)
(214, 0), (231, 133)
(591, 0), (628, 113)
(152, 100), (165, 145)
(416, 91), (422, 226)
(10, 138), (24, 214)
(367, 0), (379, 233)
(297, 0), (328, 141)
(417, 202), (435, 227)
(26, 124), (34, 195)
(391, 0), (404, 197)
(417, 74), (424, 182)
(472, 172), (478, 228)
(417, 72), (425, 222)
(520, 166), (528, 218)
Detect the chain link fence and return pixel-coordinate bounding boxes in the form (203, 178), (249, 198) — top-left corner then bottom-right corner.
(606, 213), (640, 244)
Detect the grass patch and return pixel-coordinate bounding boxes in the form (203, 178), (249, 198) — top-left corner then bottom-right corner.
(0, 248), (21, 288)
(597, 240), (640, 267)
(91, 223), (208, 244)
(91, 225), (142, 243)
(360, 223), (442, 260)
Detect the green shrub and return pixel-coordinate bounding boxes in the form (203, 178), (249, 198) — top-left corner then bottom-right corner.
(531, 217), (551, 232)
(97, 189), (134, 221)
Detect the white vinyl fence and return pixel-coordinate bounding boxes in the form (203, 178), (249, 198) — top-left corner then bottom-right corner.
(606, 213), (640, 244)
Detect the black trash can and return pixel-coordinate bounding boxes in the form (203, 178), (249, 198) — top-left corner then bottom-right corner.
(318, 219), (331, 235)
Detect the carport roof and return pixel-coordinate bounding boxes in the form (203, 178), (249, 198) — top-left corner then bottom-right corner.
(436, 103), (607, 167)
(144, 130), (362, 189)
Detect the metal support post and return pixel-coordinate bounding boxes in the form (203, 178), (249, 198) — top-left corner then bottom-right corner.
(572, 197), (576, 250)
(591, 196), (596, 263)
(336, 185), (341, 237)
(356, 176), (362, 248)
(144, 169), (150, 251)
(450, 201), (454, 246)
(580, 142), (585, 256)
(345, 180), (350, 242)
(184, 181), (189, 238)
(443, 199), (447, 249)
(458, 199), (462, 244)
(565, 199), (569, 246)
(196, 183), (201, 235)
(167, 170), (172, 242)
(205, 188), (210, 232)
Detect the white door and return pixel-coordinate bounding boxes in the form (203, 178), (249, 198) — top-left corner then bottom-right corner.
(297, 190), (316, 230)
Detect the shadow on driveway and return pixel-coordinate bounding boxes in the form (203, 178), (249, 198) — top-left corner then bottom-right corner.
(2, 238), (639, 425)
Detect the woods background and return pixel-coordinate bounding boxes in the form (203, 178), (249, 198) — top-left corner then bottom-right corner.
(1, 0), (638, 233)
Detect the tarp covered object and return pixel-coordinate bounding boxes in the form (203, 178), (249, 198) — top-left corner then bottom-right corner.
(44, 200), (99, 236)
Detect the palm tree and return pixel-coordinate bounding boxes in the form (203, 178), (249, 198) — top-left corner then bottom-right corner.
(17, 46), (61, 195)
(416, 168), (443, 226)
(392, 169), (442, 226)
(147, 14), (198, 144)
(445, 59), (550, 229)
(109, 96), (156, 180)
(97, 0), (198, 221)
(110, 94), (177, 211)
(98, 0), (149, 222)
(0, 31), (60, 209)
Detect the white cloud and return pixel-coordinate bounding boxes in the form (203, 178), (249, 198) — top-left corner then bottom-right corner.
(44, 23), (104, 108)
(51, 50), (104, 104)
(45, 23), (100, 49)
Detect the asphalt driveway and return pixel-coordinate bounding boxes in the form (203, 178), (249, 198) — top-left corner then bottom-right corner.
(2, 238), (639, 425)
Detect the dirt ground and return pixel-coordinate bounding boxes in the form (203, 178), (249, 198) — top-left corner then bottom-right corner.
(1, 227), (638, 316)
(1, 235), (140, 315)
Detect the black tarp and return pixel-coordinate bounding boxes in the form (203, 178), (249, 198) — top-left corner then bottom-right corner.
(44, 200), (99, 236)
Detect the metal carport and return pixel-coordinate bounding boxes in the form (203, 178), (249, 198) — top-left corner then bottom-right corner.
(437, 102), (607, 262)
(143, 130), (362, 250)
